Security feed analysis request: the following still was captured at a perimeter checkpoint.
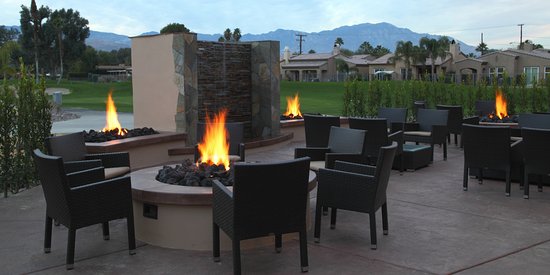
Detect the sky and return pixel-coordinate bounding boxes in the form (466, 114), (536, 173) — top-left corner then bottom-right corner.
(2, 0), (550, 50)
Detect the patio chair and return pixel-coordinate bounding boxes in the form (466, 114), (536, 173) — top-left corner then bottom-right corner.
(212, 157), (311, 274)
(462, 124), (522, 196)
(377, 107), (407, 133)
(295, 126), (366, 171)
(33, 149), (136, 270)
(303, 114), (341, 147)
(45, 132), (130, 179)
(314, 142), (397, 249)
(521, 127), (550, 199)
(475, 100), (494, 117)
(403, 108), (449, 161)
(518, 113), (550, 129)
(413, 100), (427, 121)
(194, 121), (246, 162)
(349, 117), (404, 173)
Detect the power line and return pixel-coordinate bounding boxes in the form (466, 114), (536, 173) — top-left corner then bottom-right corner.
(295, 33), (307, 55)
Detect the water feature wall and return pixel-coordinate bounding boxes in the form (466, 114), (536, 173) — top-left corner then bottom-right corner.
(132, 33), (280, 144)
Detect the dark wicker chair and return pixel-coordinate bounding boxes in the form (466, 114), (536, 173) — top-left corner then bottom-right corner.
(436, 105), (463, 145)
(413, 100), (427, 121)
(194, 121), (246, 162)
(314, 142), (397, 249)
(303, 114), (341, 147)
(349, 117), (404, 173)
(45, 132), (130, 179)
(212, 157), (311, 274)
(462, 124), (522, 196)
(295, 126), (366, 171)
(475, 100), (494, 117)
(378, 107), (407, 132)
(403, 108), (449, 161)
(521, 127), (550, 199)
(33, 149), (136, 270)
(518, 113), (550, 129)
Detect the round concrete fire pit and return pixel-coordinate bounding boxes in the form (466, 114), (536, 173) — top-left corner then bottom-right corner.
(131, 165), (317, 250)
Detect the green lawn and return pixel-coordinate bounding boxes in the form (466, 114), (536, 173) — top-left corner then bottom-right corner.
(45, 80), (345, 115)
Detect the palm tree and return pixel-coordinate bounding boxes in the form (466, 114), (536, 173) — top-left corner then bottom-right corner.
(419, 36), (450, 81)
(334, 37), (344, 46)
(223, 28), (232, 42)
(475, 42), (488, 56)
(232, 28), (241, 42)
(392, 40), (414, 80)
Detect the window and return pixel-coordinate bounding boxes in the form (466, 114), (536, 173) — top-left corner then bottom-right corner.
(524, 67), (539, 86)
(489, 67), (505, 81)
(545, 67), (550, 79)
(400, 68), (412, 80)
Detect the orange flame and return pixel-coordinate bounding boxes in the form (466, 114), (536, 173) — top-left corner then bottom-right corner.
(495, 89), (508, 119)
(197, 110), (230, 170)
(102, 90), (126, 136)
(283, 93), (302, 118)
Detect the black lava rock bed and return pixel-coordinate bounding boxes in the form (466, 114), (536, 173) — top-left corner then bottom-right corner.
(83, 127), (159, 142)
(156, 159), (234, 187)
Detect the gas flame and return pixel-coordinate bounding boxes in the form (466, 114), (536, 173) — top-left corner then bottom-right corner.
(495, 89), (508, 119)
(197, 109), (230, 170)
(283, 93), (302, 118)
(102, 90), (126, 136)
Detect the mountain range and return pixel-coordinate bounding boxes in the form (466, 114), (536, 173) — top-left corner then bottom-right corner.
(9, 22), (477, 55)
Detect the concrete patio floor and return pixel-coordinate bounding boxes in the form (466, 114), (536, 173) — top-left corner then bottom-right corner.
(2, 137), (550, 274)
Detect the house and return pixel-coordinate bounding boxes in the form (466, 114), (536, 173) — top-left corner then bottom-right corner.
(281, 45), (344, 82)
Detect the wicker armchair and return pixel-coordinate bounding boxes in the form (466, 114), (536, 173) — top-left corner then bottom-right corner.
(33, 149), (136, 270)
(295, 126), (366, 171)
(475, 100), (494, 117)
(314, 142), (397, 249)
(212, 157), (311, 274)
(194, 121), (246, 162)
(349, 117), (404, 173)
(521, 127), (550, 199)
(518, 113), (550, 129)
(45, 132), (130, 179)
(377, 107), (407, 133)
(403, 108), (449, 161)
(303, 114), (341, 147)
(462, 124), (522, 196)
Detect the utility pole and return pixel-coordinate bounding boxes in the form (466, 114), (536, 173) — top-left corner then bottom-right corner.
(295, 33), (307, 55)
(518, 23), (524, 49)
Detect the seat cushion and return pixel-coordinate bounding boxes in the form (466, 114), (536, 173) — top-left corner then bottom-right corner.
(309, 161), (326, 171)
(404, 131), (432, 137)
(104, 166), (131, 179)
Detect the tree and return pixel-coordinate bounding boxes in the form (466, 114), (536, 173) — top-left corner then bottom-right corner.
(356, 41), (374, 55)
(0, 26), (19, 46)
(232, 28), (241, 42)
(371, 45), (391, 58)
(335, 58), (349, 81)
(419, 36), (450, 81)
(20, 0), (51, 81)
(223, 28), (232, 41)
(218, 36), (225, 42)
(160, 23), (190, 34)
(308, 49), (316, 54)
(0, 41), (19, 79)
(475, 42), (488, 56)
(339, 48), (354, 56)
(392, 40), (415, 80)
(335, 37), (344, 46)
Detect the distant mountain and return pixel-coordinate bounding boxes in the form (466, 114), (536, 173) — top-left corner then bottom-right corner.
(5, 23), (476, 55)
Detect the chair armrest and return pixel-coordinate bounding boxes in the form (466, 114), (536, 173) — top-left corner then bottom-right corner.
(325, 153), (364, 169)
(70, 176), (132, 217)
(334, 160), (376, 175)
(388, 130), (404, 155)
(404, 122), (419, 131)
(67, 166), (105, 187)
(431, 125), (449, 143)
(212, 179), (234, 233)
(85, 152), (130, 168)
(390, 122), (405, 133)
(294, 147), (330, 160)
(64, 159), (103, 173)
(317, 168), (377, 203)
(462, 116), (479, 126)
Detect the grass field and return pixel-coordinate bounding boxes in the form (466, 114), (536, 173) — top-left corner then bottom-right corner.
(45, 80), (347, 115)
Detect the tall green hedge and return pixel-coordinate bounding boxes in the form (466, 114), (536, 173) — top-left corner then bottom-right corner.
(345, 77), (550, 120)
(0, 61), (52, 197)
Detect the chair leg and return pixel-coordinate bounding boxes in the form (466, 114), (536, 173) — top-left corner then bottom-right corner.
(524, 172), (530, 199)
(463, 165), (468, 191)
(299, 229), (309, 273)
(314, 202), (322, 243)
(322, 206), (328, 216)
(232, 239), (241, 275)
(538, 175), (543, 192)
(430, 144), (434, 161)
(213, 223), (220, 261)
(44, 215), (52, 253)
(478, 168), (483, 184)
(505, 168), (511, 197)
(369, 212), (377, 250)
(443, 142), (447, 160)
(66, 228), (76, 270)
(454, 134), (458, 146)
(275, 234), (282, 253)
(127, 213), (136, 254)
(330, 208), (337, 229)
(381, 203), (389, 235)
(102, 222), (110, 240)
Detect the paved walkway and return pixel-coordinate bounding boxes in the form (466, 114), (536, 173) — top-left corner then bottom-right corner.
(2, 134), (550, 274)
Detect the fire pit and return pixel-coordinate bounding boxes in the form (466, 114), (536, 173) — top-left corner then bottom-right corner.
(280, 93), (303, 120)
(479, 90), (519, 124)
(156, 159), (233, 186)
